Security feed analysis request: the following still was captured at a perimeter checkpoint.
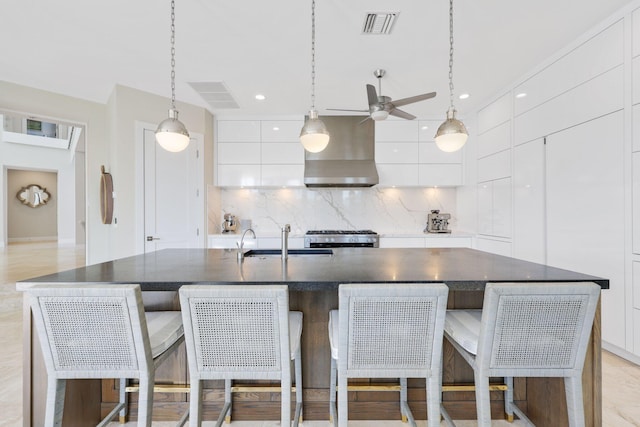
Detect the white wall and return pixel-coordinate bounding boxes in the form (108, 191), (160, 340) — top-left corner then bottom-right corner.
(1, 114), (83, 247)
(1, 81), (214, 264)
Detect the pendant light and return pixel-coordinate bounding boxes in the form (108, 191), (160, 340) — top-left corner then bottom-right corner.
(155, 0), (190, 153)
(434, 0), (468, 153)
(299, 0), (330, 153)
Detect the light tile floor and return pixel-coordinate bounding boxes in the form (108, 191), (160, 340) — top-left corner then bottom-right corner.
(3, 242), (640, 427)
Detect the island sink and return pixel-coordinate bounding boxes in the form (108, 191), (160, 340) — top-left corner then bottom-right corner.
(243, 248), (333, 257)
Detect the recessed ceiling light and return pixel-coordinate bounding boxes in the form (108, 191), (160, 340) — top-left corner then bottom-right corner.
(421, 125), (429, 130)
(273, 127), (279, 131)
(458, 93), (470, 100)
(255, 94), (266, 100)
(516, 92), (527, 99)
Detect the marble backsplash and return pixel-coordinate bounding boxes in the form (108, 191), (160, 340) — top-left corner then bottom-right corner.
(208, 186), (457, 235)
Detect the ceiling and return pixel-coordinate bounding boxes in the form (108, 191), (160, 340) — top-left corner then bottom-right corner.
(1, 0), (635, 120)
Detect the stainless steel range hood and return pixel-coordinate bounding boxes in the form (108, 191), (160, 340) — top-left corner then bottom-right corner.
(304, 116), (379, 187)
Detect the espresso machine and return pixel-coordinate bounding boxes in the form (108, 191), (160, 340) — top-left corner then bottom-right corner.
(222, 213), (237, 233)
(425, 210), (451, 233)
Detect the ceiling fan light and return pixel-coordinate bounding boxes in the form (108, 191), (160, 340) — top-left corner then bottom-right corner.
(300, 110), (330, 153)
(434, 109), (468, 152)
(155, 109), (190, 152)
(371, 110), (389, 121)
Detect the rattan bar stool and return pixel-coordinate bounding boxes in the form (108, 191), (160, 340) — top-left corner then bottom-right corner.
(26, 284), (184, 427)
(443, 282), (601, 426)
(328, 283), (452, 427)
(178, 284), (303, 427)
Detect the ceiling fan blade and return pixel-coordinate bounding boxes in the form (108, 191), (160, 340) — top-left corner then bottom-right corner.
(388, 108), (416, 120)
(326, 108), (370, 112)
(366, 84), (378, 106)
(391, 91), (436, 107)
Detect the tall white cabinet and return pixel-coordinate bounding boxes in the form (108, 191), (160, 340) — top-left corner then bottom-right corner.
(476, 16), (631, 354)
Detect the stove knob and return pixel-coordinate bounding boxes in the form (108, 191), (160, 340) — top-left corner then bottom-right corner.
(349, 237), (356, 243)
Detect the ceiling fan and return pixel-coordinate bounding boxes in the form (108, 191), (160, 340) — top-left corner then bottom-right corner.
(328, 69), (436, 121)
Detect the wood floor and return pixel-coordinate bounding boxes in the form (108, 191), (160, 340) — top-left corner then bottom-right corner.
(3, 242), (640, 427)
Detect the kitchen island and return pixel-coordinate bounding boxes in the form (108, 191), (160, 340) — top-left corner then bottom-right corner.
(19, 248), (607, 426)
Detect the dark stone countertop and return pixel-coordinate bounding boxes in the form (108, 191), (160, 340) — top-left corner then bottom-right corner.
(17, 247), (609, 292)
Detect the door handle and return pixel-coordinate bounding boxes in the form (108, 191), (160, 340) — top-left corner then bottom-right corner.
(146, 236), (160, 241)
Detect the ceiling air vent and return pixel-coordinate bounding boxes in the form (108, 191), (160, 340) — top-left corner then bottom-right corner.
(188, 81), (240, 110)
(362, 12), (398, 35)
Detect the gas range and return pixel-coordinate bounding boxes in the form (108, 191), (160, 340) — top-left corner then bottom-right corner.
(304, 230), (380, 248)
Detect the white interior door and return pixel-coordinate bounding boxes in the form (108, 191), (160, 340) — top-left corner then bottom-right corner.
(143, 128), (204, 252)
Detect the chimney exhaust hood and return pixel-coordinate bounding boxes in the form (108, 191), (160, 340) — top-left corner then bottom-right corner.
(304, 116), (379, 187)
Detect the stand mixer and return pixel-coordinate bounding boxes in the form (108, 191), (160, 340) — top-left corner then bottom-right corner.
(222, 213), (237, 233)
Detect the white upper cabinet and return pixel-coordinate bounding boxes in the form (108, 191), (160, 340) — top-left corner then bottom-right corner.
(374, 120), (463, 186)
(477, 93), (511, 134)
(375, 120), (419, 142)
(478, 150), (511, 183)
(514, 65), (624, 145)
(216, 119), (304, 187)
(514, 21), (623, 116)
(478, 121), (511, 155)
(632, 7), (640, 58)
(375, 142), (419, 163)
(261, 121), (303, 142)
(217, 120), (261, 142)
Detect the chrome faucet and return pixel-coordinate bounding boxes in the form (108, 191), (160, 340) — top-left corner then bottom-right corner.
(281, 224), (291, 261)
(237, 228), (256, 261)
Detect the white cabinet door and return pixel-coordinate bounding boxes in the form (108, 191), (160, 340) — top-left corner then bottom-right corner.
(492, 177), (512, 238)
(477, 178), (511, 238)
(217, 120), (261, 142)
(261, 120), (304, 142)
(217, 165), (261, 187)
(375, 120), (419, 142)
(375, 142), (419, 163)
(546, 111), (625, 348)
(477, 182), (493, 235)
(634, 153), (640, 255)
(377, 164), (420, 187)
(513, 139), (545, 264)
(379, 237), (425, 248)
(218, 142), (261, 164)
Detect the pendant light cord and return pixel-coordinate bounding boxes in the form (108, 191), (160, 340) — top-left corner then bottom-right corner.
(310, 0), (317, 111)
(448, 0), (455, 111)
(170, 0), (177, 110)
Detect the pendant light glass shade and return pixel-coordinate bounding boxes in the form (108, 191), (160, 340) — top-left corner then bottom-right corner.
(156, 109), (190, 152)
(300, 0), (329, 152)
(435, 108), (468, 153)
(156, 0), (189, 153)
(300, 110), (330, 153)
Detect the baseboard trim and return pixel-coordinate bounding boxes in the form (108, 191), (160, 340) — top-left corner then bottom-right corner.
(602, 340), (640, 365)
